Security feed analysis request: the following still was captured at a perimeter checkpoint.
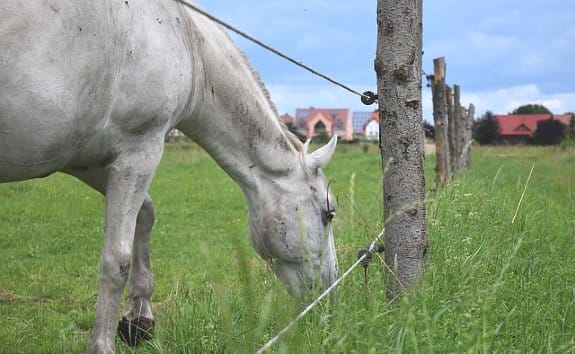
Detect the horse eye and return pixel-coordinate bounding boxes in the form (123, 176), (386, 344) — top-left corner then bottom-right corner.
(325, 210), (336, 223)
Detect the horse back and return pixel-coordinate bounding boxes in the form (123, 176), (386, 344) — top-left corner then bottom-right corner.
(0, 0), (196, 182)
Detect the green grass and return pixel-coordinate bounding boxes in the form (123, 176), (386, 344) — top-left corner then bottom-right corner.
(0, 143), (574, 353)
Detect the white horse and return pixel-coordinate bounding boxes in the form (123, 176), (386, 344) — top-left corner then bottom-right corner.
(0, 1), (338, 352)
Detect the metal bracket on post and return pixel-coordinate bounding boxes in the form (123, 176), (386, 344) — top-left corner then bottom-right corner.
(361, 91), (378, 105)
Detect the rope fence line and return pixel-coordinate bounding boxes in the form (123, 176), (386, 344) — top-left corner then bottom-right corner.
(174, 0), (375, 104)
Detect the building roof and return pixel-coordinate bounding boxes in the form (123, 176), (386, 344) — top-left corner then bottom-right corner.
(496, 114), (572, 137)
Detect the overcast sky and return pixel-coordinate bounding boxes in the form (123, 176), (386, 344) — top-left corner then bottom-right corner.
(198, 0), (575, 122)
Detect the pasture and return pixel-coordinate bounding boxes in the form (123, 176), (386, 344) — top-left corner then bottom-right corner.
(1, 143), (574, 353)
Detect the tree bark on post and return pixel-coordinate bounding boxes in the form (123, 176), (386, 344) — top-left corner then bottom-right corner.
(431, 57), (450, 187)
(376, 0), (428, 300)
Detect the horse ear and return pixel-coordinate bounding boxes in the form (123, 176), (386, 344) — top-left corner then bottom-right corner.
(303, 139), (312, 154)
(306, 135), (337, 171)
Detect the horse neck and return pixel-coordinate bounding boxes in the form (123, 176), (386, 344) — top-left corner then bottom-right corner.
(176, 10), (303, 196)
(180, 102), (302, 196)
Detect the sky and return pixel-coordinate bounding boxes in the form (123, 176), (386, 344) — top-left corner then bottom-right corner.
(198, 0), (575, 122)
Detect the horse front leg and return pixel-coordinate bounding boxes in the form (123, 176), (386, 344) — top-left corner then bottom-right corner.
(118, 194), (156, 347)
(87, 149), (162, 354)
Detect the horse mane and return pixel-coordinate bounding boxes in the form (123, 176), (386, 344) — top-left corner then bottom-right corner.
(237, 49), (305, 153)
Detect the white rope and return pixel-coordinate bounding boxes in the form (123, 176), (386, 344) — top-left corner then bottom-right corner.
(255, 228), (384, 354)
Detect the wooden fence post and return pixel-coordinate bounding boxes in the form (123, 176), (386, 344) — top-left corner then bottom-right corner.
(446, 85), (456, 172)
(462, 103), (475, 168)
(453, 85), (474, 170)
(431, 57), (450, 187)
(376, 0), (427, 300)
(453, 84), (463, 170)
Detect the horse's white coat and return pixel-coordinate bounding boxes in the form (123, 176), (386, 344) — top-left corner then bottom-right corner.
(0, 1), (338, 352)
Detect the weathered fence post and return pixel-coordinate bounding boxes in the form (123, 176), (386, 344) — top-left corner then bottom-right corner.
(446, 85), (456, 172)
(376, 0), (427, 300)
(453, 84), (463, 170)
(461, 103), (475, 168)
(453, 85), (474, 170)
(430, 57), (450, 187)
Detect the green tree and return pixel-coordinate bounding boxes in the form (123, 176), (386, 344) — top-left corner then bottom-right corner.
(423, 121), (435, 140)
(313, 130), (331, 144)
(567, 113), (575, 140)
(512, 104), (552, 115)
(285, 122), (306, 142)
(530, 117), (566, 145)
(473, 111), (500, 145)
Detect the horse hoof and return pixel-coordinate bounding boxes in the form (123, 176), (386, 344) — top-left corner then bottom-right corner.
(117, 316), (154, 347)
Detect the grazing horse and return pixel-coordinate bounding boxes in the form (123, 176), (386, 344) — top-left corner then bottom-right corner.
(0, 0), (339, 352)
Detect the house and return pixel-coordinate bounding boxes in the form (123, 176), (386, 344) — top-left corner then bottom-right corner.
(362, 111), (380, 140)
(353, 110), (380, 140)
(363, 119), (379, 140)
(496, 114), (572, 144)
(293, 108), (353, 141)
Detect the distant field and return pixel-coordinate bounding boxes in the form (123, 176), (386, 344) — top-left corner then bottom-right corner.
(0, 143), (573, 353)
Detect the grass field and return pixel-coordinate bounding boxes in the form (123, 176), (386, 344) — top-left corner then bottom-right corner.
(1, 143), (574, 353)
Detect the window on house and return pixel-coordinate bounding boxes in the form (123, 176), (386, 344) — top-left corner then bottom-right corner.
(297, 110), (309, 128)
(314, 121), (326, 132)
(515, 124), (530, 132)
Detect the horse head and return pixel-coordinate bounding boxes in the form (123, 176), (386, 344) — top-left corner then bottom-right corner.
(247, 135), (339, 299)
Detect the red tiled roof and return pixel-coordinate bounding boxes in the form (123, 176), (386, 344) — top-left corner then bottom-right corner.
(496, 114), (572, 137)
